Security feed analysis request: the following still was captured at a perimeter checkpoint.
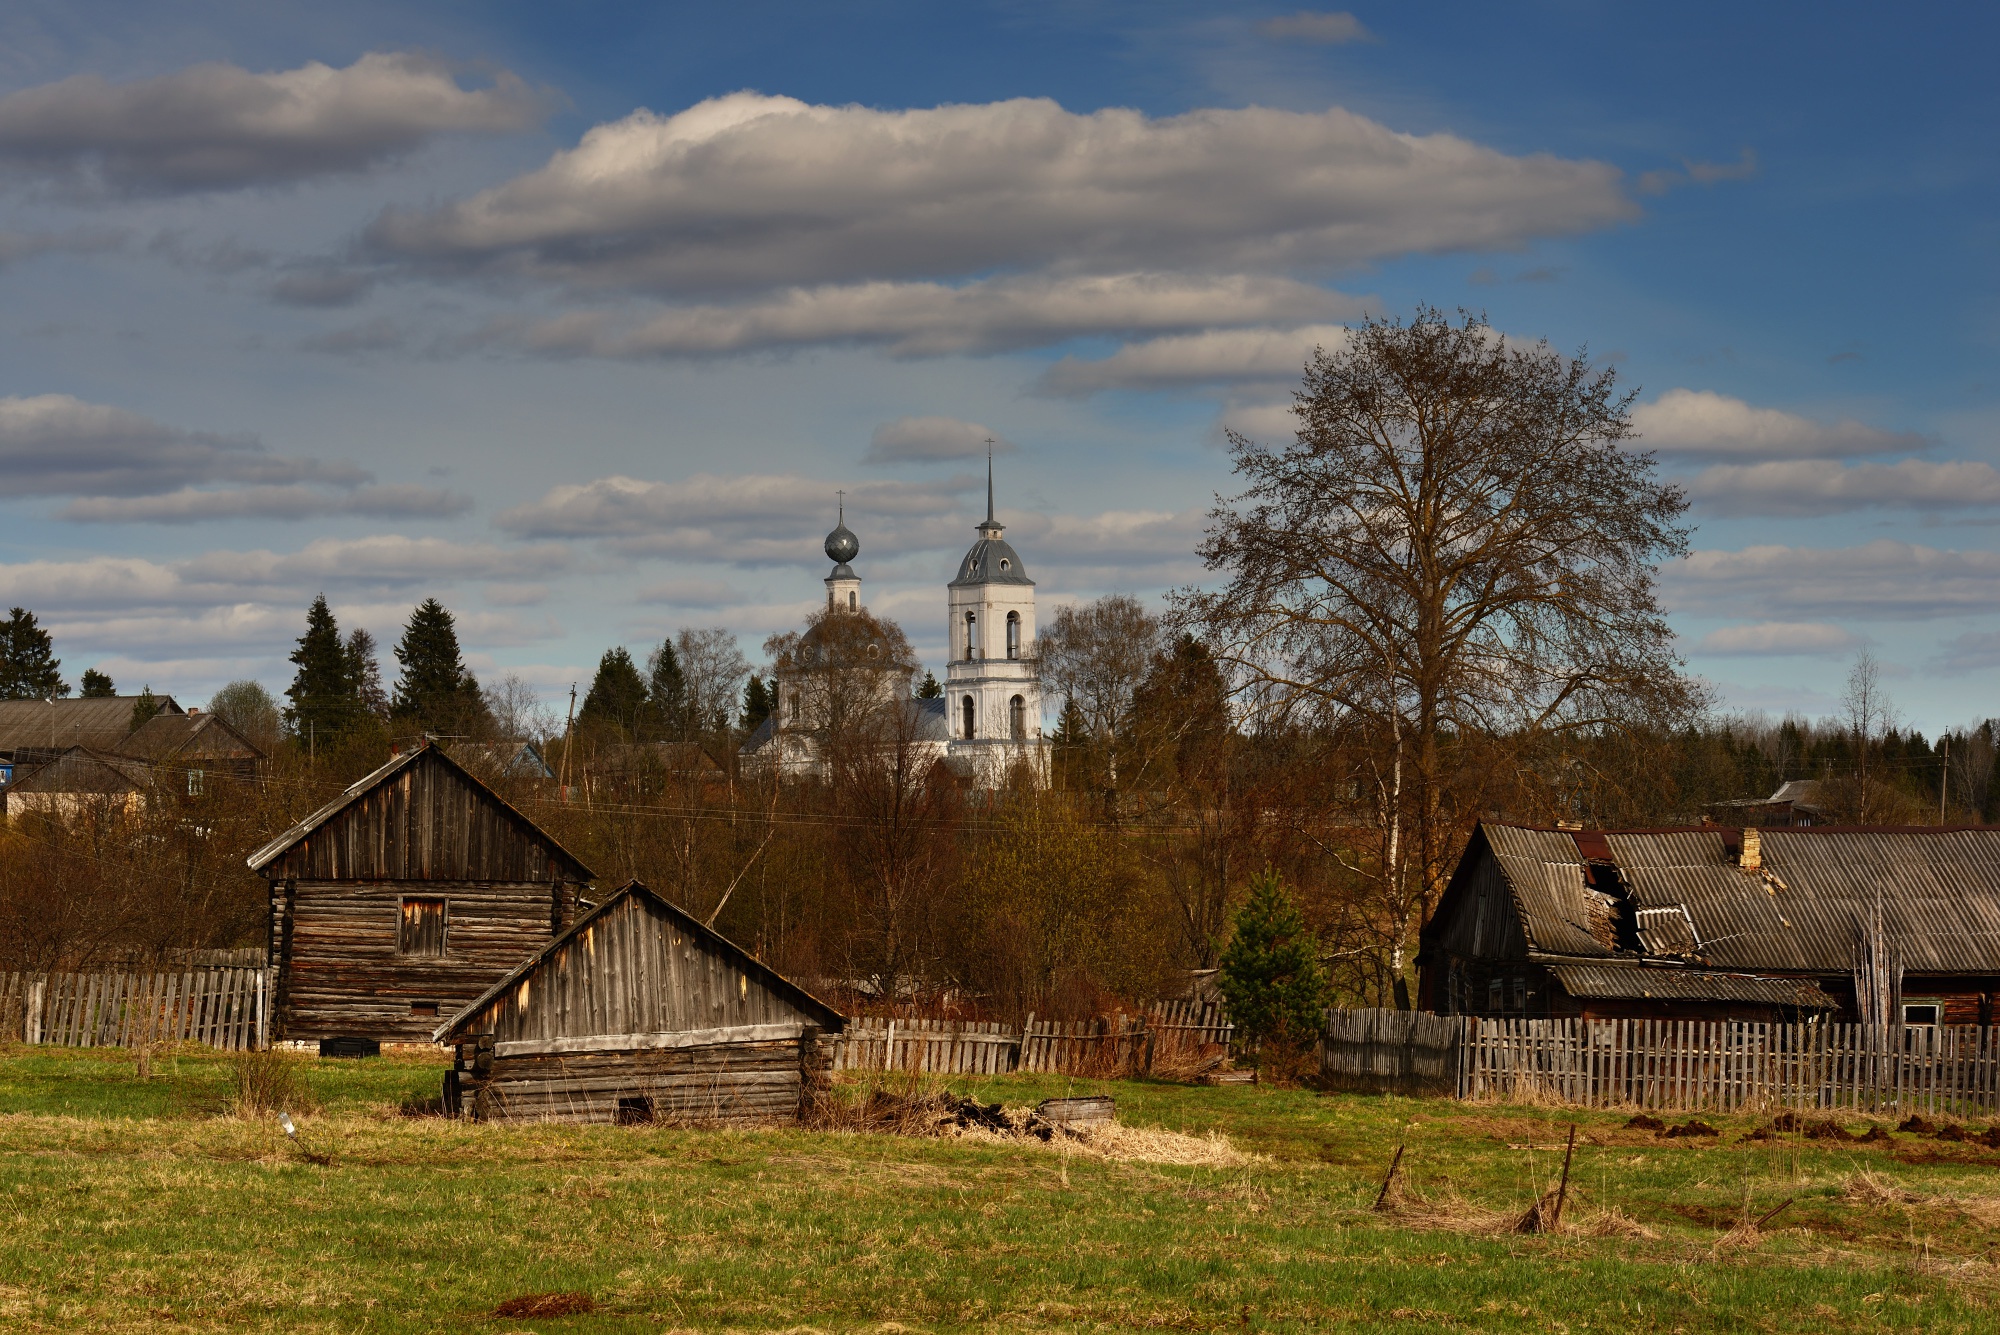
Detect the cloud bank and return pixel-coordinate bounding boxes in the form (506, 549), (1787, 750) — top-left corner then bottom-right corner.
(367, 91), (1634, 294)
(866, 417), (1011, 464)
(0, 52), (549, 195)
(1632, 388), (1923, 460)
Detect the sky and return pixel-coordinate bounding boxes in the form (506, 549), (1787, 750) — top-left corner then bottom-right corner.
(0, 1), (1995, 734)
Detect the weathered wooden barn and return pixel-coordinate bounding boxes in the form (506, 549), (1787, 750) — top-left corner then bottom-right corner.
(1418, 823), (2000, 1024)
(435, 880), (845, 1126)
(248, 742), (596, 1047)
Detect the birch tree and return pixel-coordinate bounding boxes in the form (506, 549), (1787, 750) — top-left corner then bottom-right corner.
(1179, 308), (1694, 981)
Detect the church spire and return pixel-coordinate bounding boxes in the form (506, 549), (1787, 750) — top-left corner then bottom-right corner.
(978, 439), (1003, 538)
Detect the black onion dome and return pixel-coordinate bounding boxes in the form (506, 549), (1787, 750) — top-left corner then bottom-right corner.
(825, 521), (859, 564)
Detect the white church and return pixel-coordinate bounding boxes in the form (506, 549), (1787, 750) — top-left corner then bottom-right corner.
(740, 460), (1048, 787)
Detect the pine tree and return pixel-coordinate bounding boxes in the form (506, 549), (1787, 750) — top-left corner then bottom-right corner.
(285, 594), (360, 744)
(129, 686), (161, 732)
(740, 675), (772, 732)
(915, 670), (942, 699)
(0, 607), (67, 700)
(78, 668), (115, 698)
(579, 647), (651, 740)
(647, 638), (687, 740)
(1218, 868), (1328, 1057)
(390, 598), (489, 736)
(347, 628), (389, 719)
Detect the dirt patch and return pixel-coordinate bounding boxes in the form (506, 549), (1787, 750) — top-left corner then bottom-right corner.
(491, 1292), (595, 1318)
(1662, 1119), (1719, 1139)
(1897, 1114), (1938, 1134)
(1625, 1113), (1667, 1132)
(817, 1086), (1257, 1168)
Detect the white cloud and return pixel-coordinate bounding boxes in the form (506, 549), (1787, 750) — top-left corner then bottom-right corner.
(496, 472), (971, 563)
(1631, 388), (1924, 460)
(1038, 324), (1351, 395)
(0, 52), (549, 195)
(60, 483), (472, 523)
(366, 91), (1633, 293)
(0, 393), (364, 496)
(1669, 540), (2000, 620)
(1214, 400), (1300, 443)
(1685, 458), (2000, 516)
(1692, 622), (1863, 656)
(0, 536), (571, 610)
(865, 416), (1011, 464)
(1258, 11), (1372, 43)
(472, 272), (1352, 358)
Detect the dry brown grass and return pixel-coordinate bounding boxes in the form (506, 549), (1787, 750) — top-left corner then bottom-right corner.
(227, 1048), (318, 1119)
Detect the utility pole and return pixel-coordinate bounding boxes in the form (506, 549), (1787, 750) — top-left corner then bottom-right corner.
(1941, 734), (1951, 824)
(558, 682), (577, 802)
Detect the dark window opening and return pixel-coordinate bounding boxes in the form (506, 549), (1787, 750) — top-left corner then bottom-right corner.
(1903, 1002), (1942, 1026)
(409, 1001), (438, 1017)
(1009, 694), (1026, 740)
(616, 1096), (655, 1125)
(1006, 611), (1021, 660)
(961, 695), (976, 739)
(964, 610), (978, 660)
(398, 898), (447, 957)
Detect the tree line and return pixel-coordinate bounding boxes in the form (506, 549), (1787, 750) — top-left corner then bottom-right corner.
(6, 309), (1997, 1020)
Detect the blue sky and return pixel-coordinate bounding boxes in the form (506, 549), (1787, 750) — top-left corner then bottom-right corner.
(0, 1), (1995, 732)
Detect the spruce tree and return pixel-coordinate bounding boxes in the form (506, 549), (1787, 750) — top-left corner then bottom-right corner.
(78, 668), (115, 698)
(390, 598), (489, 736)
(580, 647), (651, 740)
(129, 686), (161, 732)
(1218, 868), (1328, 1057)
(285, 594), (359, 744)
(739, 675), (772, 732)
(0, 607), (67, 700)
(915, 670), (942, 699)
(346, 628), (388, 719)
(646, 638), (687, 740)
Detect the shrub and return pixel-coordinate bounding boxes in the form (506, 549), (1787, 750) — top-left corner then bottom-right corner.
(229, 1048), (317, 1118)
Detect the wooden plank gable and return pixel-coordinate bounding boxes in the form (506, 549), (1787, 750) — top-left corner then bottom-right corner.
(250, 744), (592, 884)
(442, 881), (843, 1044)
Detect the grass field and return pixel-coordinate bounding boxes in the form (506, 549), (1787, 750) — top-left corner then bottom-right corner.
(3, 1044), (1999, 1332)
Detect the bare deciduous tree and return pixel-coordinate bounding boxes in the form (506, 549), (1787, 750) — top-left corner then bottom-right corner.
(1037, 594), (1160, 806)
(1180, 307), (1695, 981)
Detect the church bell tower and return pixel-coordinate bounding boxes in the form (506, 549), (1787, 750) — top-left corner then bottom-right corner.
(944, 449), (1045, 784)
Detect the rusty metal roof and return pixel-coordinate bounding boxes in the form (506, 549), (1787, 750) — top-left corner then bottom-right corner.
(1482, 824), (1618, 958)
(1475, 823), (2000, 976)
(1547, 964), (1837, 1009)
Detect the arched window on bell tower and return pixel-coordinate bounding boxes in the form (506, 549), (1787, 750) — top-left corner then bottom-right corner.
(961, 695), (976, 739)
(964, 611), (978, 660)
(1009, 694), (1026, 740)
(1005, 611), (1020, 660)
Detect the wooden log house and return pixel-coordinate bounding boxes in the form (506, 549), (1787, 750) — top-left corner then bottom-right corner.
(435, 880), (845, 1126)
(248, 742), (596, 1047)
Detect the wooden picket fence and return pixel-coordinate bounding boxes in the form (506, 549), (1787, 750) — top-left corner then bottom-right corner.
(0, 969), (270, 1051)
(829, 1000), (1235, 1077)
(1322, 1009), (2000, 1115)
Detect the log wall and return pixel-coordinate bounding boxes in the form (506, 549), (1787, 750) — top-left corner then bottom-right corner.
(278, 879), (561, 1042)
(459, 1033), (827, 1126)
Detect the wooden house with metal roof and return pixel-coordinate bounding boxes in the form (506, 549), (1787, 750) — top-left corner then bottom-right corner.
(435, 879), (844, 1126)
(247, 742), (595, 1049)
(1419, 822), (2000, 1025)
(0, 694), (183, 770)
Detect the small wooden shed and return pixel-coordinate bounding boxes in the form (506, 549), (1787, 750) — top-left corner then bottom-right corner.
(435, 880), (845, 1126)
(248, 742), (596, 1045)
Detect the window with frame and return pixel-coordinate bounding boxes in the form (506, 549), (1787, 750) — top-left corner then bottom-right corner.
(1903, 1001), (1942, 1026)
(1009, 694), (1026, 740)
(398, 897), (447, 957)
(1005, 611), (1020, 660)
(186, 768), (204, 796)
(964, 610), (978, 660)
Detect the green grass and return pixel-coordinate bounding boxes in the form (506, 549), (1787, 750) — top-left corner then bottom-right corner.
(2, 1044), (1997, 1332)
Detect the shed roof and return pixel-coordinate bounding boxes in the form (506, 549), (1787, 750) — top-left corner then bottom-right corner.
(1546, 964), (1837, 1009)
(246, 742), (594, 882)
(8, 746), (151, 794)
(0, 695), (182, 754)
(1439, 823), (2000, 976)
(436, 878), (845, 1041)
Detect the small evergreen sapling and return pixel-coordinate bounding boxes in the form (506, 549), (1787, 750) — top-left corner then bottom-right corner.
(1218, 867), (1328, 1079)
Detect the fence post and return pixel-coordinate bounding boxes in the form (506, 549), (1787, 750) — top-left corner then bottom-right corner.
(25, 979), (43, 1045)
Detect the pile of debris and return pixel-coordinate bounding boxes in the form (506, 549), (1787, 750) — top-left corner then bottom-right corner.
(824, 1087), (1252, 1167)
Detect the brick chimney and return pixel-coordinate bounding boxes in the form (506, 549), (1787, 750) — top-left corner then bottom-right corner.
(1737, 826), (1762, 872)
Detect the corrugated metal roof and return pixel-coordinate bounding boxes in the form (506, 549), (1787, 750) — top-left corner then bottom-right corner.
(1548, 964), (1836, 1008)
(0, 695), (182, 753)
(1483, 824), (1616, 958)
(1479, 823), (2000, 975)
